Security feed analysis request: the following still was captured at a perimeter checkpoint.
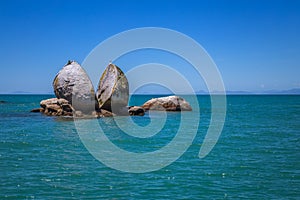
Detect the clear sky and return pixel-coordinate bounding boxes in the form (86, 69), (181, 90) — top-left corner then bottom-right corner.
(0, 0), (299, 94)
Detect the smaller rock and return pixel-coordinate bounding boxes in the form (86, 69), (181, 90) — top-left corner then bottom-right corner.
(39, 98), (75, 116)
(128, 106), (145, 116)
(74, 110), (83, 117)
(34, 97), (117, 118)
(142, 95), (192, 111)
(91, 111), (99, 118)
(40, 98), (69, 107)
(99, 109), (115, 117)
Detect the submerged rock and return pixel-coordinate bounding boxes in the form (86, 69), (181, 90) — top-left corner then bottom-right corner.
(128, 106), (145, 116)
(53, 60), (97, 113)
(30, 108), (44, 113)
(96, 63), (129, 115)
(142, 95), (192, 111)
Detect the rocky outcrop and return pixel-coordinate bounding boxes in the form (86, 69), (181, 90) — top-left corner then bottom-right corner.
(96, 63), (129, 115)
(31, 61), (131, 118)
(142, 95), (192, 111)
(37, 98), (74, 116)
(53, 60), (98, 113)
(31, 97), (115, 118)
(128, 106), (145, 116)
(31, 60), (193, 118)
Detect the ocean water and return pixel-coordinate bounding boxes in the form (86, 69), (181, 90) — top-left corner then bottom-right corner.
(0, 94), (299, 199)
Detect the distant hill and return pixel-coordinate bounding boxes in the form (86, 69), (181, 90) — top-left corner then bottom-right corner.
(264, 88), (300, 94)
(3, 88), (300, 95)
(11, 91), (33, 94)
(225, 90), (253, 95)
(196, 90), (252, 95)
(0, 91), (53, 95)
(197, 88), (300, 95)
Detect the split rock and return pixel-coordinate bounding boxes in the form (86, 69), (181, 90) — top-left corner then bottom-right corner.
(53, 60), (97, 113)
(96, 63), (129, 115)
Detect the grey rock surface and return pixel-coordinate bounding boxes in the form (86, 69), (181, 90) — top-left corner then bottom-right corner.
(96, 63), (129, 115)
(39, 98), (74, 116)
(142, 95), (192, 111)
(53, 61), (97, 113)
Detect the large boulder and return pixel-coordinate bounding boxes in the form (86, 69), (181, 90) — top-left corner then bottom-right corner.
(53, 61), (98, 113)
(142, 95), (192, 111)
(96, 63), (129, 115)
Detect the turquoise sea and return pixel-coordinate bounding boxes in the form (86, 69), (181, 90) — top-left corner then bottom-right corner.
(0, 95), (299, 199)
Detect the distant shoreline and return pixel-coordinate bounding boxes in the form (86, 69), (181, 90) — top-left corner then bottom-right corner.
(1, 88), (300, 96)
(0, 93), (300, 96)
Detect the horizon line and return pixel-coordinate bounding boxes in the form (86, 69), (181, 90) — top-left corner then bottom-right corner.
(1, 88), (300, 95)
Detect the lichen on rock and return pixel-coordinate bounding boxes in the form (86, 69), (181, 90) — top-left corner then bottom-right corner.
(53, 60), (98, 113)
(38, 98), (74, 116)
(142, 95), (192, 111)
(96, 63), (129, 115)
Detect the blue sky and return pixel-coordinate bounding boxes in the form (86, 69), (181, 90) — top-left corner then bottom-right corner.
(0, 0), (299, 94)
